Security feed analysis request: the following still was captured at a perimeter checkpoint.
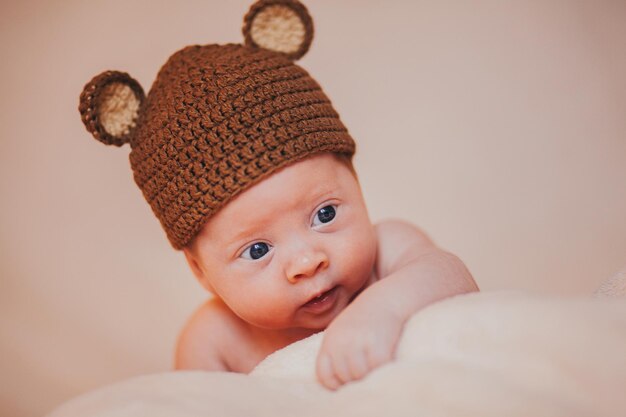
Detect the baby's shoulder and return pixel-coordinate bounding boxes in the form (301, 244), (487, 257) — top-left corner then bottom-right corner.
(175, 298), (251, 372)
(373, 219), (436, 277)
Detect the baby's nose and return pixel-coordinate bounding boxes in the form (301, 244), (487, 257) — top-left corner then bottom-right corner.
(286, 251), (329, 283)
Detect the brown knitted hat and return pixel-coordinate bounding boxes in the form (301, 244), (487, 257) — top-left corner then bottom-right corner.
(78, 0), (356, 250)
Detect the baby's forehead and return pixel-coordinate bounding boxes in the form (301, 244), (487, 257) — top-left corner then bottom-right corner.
(199, 153), (356, 238)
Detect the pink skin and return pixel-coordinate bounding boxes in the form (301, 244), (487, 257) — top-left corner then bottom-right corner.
(182, 152), (479, 389)
(185, 152), (378, 334)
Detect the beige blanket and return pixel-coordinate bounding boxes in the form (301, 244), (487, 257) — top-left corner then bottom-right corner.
(48, 288), (626, 417)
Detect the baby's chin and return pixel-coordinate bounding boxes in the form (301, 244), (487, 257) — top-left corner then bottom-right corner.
(246, 313), (335, 332)
(242, 300), (345, 333)
(239, 266), (375, 332)
(294, 284), (360, 329)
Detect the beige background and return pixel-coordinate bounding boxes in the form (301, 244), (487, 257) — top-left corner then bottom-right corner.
(0, 1), (624, 416)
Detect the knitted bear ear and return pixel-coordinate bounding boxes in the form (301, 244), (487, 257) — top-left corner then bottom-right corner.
(243, 0), (314, 61)
(78, 71), (145, 147)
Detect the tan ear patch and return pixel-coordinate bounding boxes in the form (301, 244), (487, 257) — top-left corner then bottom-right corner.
(98, 82), (141, 138)
(79, 71), (145, 147)
(250, 4), (305, 55)
(243, 0), (314, 61)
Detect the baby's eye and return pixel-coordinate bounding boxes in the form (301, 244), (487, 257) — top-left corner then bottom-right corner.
(240, 242), (273, 260)
(312, 205), (337, 227)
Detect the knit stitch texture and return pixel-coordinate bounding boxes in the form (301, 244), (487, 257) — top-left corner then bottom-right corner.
(79, 1), (356, 250)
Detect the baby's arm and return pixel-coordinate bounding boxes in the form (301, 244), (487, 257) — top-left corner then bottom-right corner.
(316, 219), (478, 389)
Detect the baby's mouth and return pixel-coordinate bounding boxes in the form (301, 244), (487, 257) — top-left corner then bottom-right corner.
(302, 286), (339, 312)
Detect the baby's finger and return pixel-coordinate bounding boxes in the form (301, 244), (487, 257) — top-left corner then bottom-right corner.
(329, 354), (352, 386)
(347, 350), (369, 381)
(316, 354), (341, 390)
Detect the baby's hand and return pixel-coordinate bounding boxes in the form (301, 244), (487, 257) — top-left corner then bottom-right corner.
(315, 302), (404, 390)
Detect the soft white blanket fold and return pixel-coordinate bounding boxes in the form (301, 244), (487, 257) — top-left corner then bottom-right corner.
(49, 290), (626, 417)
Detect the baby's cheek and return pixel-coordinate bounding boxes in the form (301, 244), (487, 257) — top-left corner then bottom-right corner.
(338, 227), (377, 289)
(232, 286), (296, 328)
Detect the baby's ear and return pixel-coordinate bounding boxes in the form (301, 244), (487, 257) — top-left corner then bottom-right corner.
(243, 0), (314, 61)
(78, 70), (145, 147)
(183, 248), (216, 294)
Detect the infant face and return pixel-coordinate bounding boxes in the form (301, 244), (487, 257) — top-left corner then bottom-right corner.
(184, 153), (377, 331)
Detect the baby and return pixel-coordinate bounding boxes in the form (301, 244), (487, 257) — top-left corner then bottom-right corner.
(78, 0), (478, 390)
